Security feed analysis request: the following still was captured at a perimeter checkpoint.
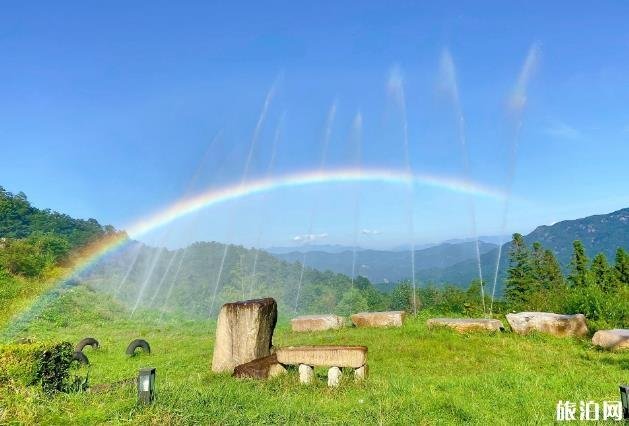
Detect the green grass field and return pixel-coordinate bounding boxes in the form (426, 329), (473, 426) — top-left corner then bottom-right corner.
(0, 288), (626, 424)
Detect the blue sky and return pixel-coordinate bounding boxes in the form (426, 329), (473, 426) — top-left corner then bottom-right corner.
(2, 2), (629, 249)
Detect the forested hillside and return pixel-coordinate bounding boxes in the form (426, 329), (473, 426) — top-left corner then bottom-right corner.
(0, 187), (122, 326)
(84, 241), (390, 318)
(419, 207), (629, 289)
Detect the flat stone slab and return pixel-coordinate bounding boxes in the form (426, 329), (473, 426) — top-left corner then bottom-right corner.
(211, 298), (277, 374)
(232, 354), (286, 379)
(427, 318), (504, 332)
(276, 345), (367, 368)
(592, 329), (629, 350)
(506, 312), (588, 337)
(291, 314), (345, 332)
(351, 311), (405, 328)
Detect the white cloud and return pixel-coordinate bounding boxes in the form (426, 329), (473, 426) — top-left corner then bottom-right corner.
(361, 228), (381, 236)
(292, 233), (328, 243)
(545, 121), (581, 140)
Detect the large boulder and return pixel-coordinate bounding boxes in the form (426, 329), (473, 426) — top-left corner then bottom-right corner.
(232, 354), (286, 379)
(506, 312), (588, 337)
(291, 314), (345, 332)
(211, 298), (277, 373)
(427, 318), (504, 333)
(591, 329), (629, 350)
(350, 311), (405, 328)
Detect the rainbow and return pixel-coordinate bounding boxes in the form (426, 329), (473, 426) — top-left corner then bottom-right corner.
(125, 167), (505, 238)
(2, 167), (506, 334)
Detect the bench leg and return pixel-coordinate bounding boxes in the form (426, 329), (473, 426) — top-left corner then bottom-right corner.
(298, 364), (314, 384)
(354, 364), (368, 381)
(327, 366), (342, 387)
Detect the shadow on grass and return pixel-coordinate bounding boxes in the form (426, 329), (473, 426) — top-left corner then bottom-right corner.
(578, 352), (629, 370)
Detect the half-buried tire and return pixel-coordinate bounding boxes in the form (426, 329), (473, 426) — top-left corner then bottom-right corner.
(76, 337), (99, 352)
(126, 339), (151, 356)
(72, 351), (89, 365)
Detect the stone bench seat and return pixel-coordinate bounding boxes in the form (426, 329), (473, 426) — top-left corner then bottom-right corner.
(351, 311), (405, 328)
(506, 312), (588, 337)
(291, 314), (345, 332)
(427, 318), (504, 332)
(276, 345), (368, 386)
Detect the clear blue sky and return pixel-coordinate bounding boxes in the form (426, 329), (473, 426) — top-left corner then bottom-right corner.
(2, 1), (629, 249)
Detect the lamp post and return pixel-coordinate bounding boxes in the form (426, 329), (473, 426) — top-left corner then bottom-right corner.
(137, 367), (156, 404)
(621, 385), (629, 420)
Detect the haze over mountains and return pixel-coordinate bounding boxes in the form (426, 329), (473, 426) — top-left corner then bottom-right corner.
(71, 206), (629, 310)
(273, 241), (498, 284)
(271, 208), (629, 289)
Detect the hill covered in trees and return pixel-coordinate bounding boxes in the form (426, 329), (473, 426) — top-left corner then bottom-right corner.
(0, 187), (123, 326)
(83, 241), (391, 318)
(1, 186), (627, 330)
(418, 207), (629, 290)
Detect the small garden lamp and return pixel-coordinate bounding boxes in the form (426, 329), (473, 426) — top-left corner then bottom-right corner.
(621, 385), (629, 420)
(137, 367), (156, 404)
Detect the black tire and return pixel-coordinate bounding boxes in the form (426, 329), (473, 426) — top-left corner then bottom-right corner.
(126, 339), (151, 356)
(76, 337), (99, 352)
(72, 351), (89, 365)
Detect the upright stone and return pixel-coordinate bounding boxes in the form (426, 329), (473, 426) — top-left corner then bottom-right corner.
(291, 314), (345, 332)
(299, 364), (314, 384)
(351, 311), (405, 328)
(211, 298), (277, 374)
(354, 365), (368, 381)
(506, 312), (588, 337)
(591, 329), (629, 350)
(327, 366), (342, 387)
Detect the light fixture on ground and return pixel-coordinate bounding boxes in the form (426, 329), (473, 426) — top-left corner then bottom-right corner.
(621, 384), (629, 420)
(137, 367), (156, 404)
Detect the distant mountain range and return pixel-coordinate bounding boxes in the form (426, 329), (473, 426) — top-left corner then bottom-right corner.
(267, 235), (509, 255)
(272, 208), (629, 292)
(272, 241), (498, 284)
(419, 207), (629, 291)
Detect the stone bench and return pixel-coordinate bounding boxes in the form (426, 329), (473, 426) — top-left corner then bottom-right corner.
(276, 345), (368, 386)
(592, 329), (629, 350)
(351, 311), (405, 328)
(427, 318), (504, 332)
(291, 314), (345, 332)
(506, 312), (588, 337)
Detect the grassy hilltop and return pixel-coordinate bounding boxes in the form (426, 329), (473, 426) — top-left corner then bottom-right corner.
(0, 287), (625, 424)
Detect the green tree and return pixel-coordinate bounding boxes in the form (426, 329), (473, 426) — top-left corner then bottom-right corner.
(590, 252), (615, 292)
(336, 288), (368, 316)
(389, 282), (414, 312)
(541, 249), (565, 290)
(505, 233), (534, 307)
(567, 240), (589, 288)
(614, 247), (629, 286)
